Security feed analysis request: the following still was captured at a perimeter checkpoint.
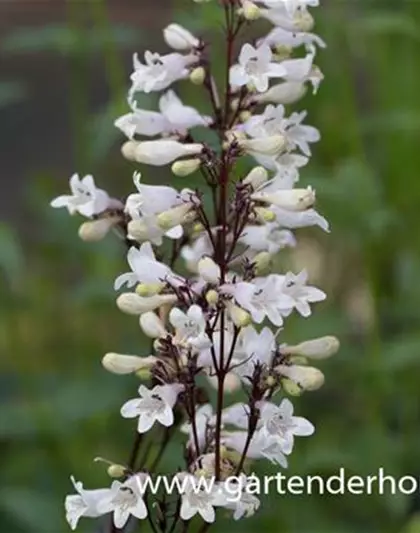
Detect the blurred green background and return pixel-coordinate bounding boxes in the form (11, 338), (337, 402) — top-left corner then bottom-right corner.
(2, 0), (420, 532)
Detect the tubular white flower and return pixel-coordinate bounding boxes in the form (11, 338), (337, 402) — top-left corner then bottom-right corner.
(116, 293), (177, 315)
(102, 353), (157, 375)
(51, 174), (111, 217)
(252, 187), (316, 211)
(163, 23), (199, 51)
(134, 140), (204, 166)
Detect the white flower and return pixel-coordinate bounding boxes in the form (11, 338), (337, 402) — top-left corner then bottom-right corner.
(222, 430), (288, 467)
(163, 23), (199, 51)
(257, 0), (319, 16)
(125, 172), (181, 219)
(180, 404), (215, 451)
(242, 104), (320, 156)
(259, 25), (325, 51)
(222, 475), (260, 520)
(258, 398), (314, 454)
(121, 383), (184, 433)
(114, 243), (178, 290)
(252, 81), (307, 105)
(234, 326), (276, 378)
(97, 475), (148, 528)
(130, 50), (196, 94)
(239, 224), (296, 254)
(51, 174), (111, 217)
(226, 275), (294, 326)
(277, 269), (326, 317)
(65, 476), (109, 530)
(169, 304), (211, 351)
(229, 43), (286, 92)
(273, 206), (329, 232)
(259, 4), (315, 32)
(178, 474), (226, 523)
(115, 90), (211, 140)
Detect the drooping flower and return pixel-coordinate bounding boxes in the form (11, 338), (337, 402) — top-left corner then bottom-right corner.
(115, 90), (211, 140)
(65, 476), (110, 531)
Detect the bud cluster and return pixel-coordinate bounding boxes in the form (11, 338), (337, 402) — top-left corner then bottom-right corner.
(52, 1), (338, 531)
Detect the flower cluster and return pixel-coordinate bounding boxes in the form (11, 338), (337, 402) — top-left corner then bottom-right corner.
(52, 0), (339, 531)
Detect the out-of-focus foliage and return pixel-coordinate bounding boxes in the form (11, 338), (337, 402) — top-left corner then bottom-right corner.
(1, 0), (420, 532)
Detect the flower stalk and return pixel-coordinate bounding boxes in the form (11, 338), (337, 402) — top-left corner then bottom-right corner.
(52, 1), (339, 531)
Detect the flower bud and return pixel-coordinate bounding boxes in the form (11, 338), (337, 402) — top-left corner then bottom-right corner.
(107, 464), (127, 478)
(226, 302), (251, 328)
(239, 111), (252, 122)
(240, 0), (260, 20)
(197, 256), (221, 283)
(116, 293), (177, 315)
(281, 378), (302, 396)
(189, 66), (206, 85)
(253, 252), (272, 274)
(205, 289), (219, 306)
(254, 206), (276, 222)
(78, 218), (116, 242)
(289, 356), (308, 365)
(239, 135), (286, 156)
(276, 364), (325, 391)
(281, 336), (340, 360)
(172, 158), (202, 177)
(252, 82), (307, 105)
(273, 45), (293, 61)
(157, 203), (195, 230)
(295, 9), (314, 32)
(252, 187), (315, 211)
(127, 220), (150, 242)
(163, 23), (199, 51)
(121, 140), (139, 161)
(135, 282), (165, 297)
(243, 166), (269, 189)
(134, 140), (203, 166)
(102, 353), (157, 374)
(139, 312), (167, 338)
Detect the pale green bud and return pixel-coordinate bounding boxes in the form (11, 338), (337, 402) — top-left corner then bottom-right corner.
(253, 252), (272, 275)
(107, 464), (127, 478)
(78, 218), (116, 242)
(157, 203), (194, 230)
(205, 289), (219, 306)
(281, 378), (303, 396)
(240, 0), (260, 20)
(276, 364), (325, 391)
(226, 302), (252, 328)
(139, 312), (167, 338)
(243, 166), (269, 189)
(189, 66), (206, 85)
(102, 353), (157, 375)
(135, 282), (165, 297)
(254, 207), (276, 223)
(171, 158), (202, 177)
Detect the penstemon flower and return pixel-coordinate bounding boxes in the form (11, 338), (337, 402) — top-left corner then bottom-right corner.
(51, 0), (340, 530)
